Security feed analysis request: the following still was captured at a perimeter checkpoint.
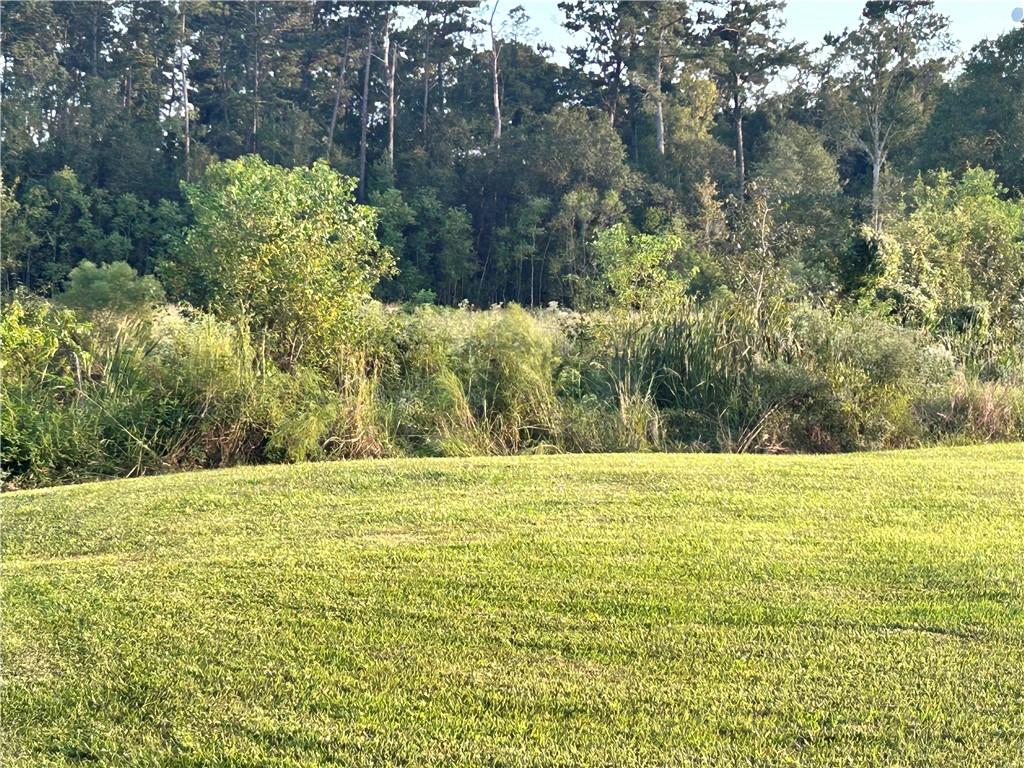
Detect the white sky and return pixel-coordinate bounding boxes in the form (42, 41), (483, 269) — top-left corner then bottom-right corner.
(510, 0), (1023, 62)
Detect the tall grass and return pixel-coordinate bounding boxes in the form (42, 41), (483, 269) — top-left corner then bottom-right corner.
(3, 295), (1021, 487)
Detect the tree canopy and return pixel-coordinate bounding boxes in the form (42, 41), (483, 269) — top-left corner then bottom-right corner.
(1, 0), (1021, 326)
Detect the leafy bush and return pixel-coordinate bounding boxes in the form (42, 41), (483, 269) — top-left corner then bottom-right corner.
(1, 297), (90, 482)
(789, 307), (953, 449)
(886, 169), (1024, 332)
(58, 260), (164, 317)
(162, 157), (395, 365)
(587, 224), (693, 310)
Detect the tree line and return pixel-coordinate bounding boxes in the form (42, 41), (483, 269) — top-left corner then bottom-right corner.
(3, 0), (1022, 314)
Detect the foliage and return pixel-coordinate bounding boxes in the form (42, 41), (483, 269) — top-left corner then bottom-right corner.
(3, 2), (1024, 487)
(0, 300), (392, 487)
(822, 0), (952, 226)
(793, 306), (953, 449)
(58, 260), (164, 317)
(920, 27), (1024, 195)
(1, 168), (182, 291)
(918, 373), (1024, 443)
(0, 297), (88, 481)
(5, 291), (1023, 487)
(882, 168), (1024, 334)
(701, 0), (804, 197)
(587, 224), (693, 310)
(385, 304), (566, 455)
(164, 157), (394, 364)
(1, 0), (1021, 316)
(750, 121), (849, 292)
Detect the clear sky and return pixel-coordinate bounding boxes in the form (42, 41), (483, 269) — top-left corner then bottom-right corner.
(511, 0), (1024, 61)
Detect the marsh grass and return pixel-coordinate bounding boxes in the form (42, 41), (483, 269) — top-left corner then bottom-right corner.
(3, 296), (1022, 487)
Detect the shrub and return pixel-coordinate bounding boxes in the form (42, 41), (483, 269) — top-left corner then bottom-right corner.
(1, 297), (90, 483)
(163, 157), (395, 365)
(887, 169), (1024, 332)
(793, 306), (954, 449)
(587, 224), (693, 310)
(58, 260), (164, 317)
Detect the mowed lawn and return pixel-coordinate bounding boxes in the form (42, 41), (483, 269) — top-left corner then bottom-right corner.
(3, 445), (1023, 766)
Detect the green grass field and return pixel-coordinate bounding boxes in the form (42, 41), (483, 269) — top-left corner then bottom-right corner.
(3, 444), (1023, 766)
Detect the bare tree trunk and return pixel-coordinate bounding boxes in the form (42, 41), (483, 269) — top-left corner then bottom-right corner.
(325, 28), (351, 160)
(385, 25), (397, 168)
(179, 8), (191, 179)
(869, 114), (886, 230)
(871, 153), (882, 230)
(609, 61), (622, 127)
(529, 251), (535, 307)
(92, 8), (99, 76)
(631, 109), (639, 162)
(733, 78), (745, 199)
(489, 2), (502, 143)
(251, 1), (260, 153)
(655, 30), (665, 156)
(655, 102), (665, 157)
(421, 32), (431, 140)
(358, 25), (374, 202)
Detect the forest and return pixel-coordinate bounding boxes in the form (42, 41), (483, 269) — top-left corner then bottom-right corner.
(2, 0), (1023, 486)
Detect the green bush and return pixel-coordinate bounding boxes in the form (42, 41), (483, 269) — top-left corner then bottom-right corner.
(162, 157), (395, 366)
(58, 260), (164, 317)
(794, 307), (954, 449)
(0, 296), (102, 483)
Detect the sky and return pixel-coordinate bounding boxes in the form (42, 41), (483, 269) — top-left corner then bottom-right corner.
(510, 0), (1024, 61)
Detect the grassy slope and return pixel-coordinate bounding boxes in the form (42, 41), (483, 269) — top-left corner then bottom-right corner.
(3, 445), (1023, 767)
